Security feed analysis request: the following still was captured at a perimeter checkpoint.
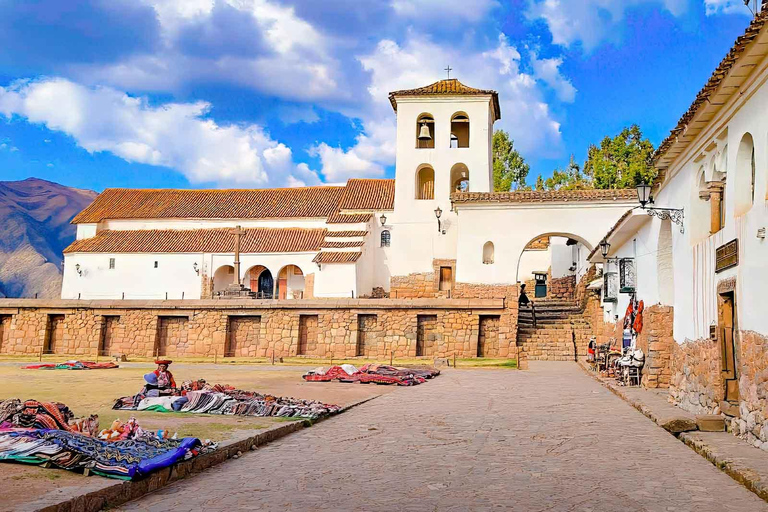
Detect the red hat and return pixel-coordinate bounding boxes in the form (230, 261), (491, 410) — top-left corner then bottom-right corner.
(155, 359), (173, 366)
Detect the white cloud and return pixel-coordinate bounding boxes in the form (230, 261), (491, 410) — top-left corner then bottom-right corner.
(391, 0), (499, 22)
(527, 0), (688, 51)
(0, 77), (319, 186)
(704, 0), (752, 15)
(529, 51), (577, 102)
(71, 0), (342, 102)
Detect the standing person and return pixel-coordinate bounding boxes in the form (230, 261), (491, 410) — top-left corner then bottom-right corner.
(153, 360), (177, 393)
(518, 283), (531, 306)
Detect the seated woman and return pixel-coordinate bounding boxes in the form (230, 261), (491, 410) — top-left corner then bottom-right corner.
(143, 360), (177, 396)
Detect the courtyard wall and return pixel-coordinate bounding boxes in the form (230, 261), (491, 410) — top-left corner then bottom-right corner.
(0, 296), (517, 360)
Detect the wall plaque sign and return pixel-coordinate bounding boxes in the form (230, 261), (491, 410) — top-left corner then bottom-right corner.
(715, 239), (738, 273)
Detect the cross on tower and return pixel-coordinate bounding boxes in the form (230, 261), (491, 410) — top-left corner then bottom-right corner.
(229, 225), (246, 285)
(445, 65), (452, 79)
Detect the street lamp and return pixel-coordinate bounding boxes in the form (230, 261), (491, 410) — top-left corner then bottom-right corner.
(75, 263), (83, 277)
(434, 206), (442, 233)
(380, 213), (387, 226)
(636, 182), (652, 208)
(635, 182), (685, 233)
(599, 240), (611, 259)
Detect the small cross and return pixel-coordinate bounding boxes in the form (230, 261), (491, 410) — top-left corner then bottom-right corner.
(445, 65), (452, 79)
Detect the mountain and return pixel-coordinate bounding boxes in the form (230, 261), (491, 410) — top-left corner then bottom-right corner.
(0, 178), (97, 298)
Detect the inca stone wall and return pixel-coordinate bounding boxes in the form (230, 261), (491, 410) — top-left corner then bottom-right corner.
(634, 305), (673, 388)
(548, 275), (576, 300)
(670, 329), (768, 451)
(0, 297), (515, 360)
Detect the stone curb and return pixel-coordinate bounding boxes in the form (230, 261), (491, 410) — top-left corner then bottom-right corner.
(679, 432), (768, 503)
(577, 360), (768, 504)
(36, 394), (380, 512)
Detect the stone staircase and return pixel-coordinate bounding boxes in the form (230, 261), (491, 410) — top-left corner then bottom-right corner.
(517, 299), (592, 361)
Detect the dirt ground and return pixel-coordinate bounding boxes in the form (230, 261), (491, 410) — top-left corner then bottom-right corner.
(0, 360), (402, 509)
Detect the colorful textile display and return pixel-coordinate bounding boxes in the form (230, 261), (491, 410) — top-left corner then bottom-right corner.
(114, 379), (341, 420)
(0, 429), (201, 480)
(22, 361), (119, 370)
(302, 364), (440, 386)
(0, 399), (99, 436)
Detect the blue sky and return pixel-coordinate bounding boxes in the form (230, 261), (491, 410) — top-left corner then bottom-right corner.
(0, 0), (758, 191)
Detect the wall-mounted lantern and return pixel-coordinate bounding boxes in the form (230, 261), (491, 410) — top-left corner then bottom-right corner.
(434, 206), (442, 233)
(75, 263), (83, 277)
(193, 262), (200, 275)
(636, 182), (685, 233)
(380, 213), (387, 226)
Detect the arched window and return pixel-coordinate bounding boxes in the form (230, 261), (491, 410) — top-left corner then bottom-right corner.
(416, 113), (435, 149)
(734, 133), (755, 215)
(450, 163), (469, 194)
(450, 112), (469, 148)
(381, 230), (391, 247)
(483, 241), (494, 264)
(416, 166), (435, 200)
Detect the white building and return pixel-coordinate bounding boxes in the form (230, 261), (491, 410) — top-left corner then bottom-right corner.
(586, 12), (768, 443)
(62, 79), (634, 301)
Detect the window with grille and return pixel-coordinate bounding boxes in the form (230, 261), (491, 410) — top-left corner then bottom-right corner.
(619, 258), (636, 293)
(381, 230), (391, 247)
(603, 272), (618, 302)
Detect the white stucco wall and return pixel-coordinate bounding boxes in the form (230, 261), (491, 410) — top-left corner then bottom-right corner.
(454, 202), (635, 285)
(389, 95), (495, 278)
(62, 253), (203, 300)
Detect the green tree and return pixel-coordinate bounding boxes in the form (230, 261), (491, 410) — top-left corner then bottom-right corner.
(583, 124), (657, 189)
(492, 130), (530, 191)
(543, 155), (591, 190)
(535, 175), (545, 191)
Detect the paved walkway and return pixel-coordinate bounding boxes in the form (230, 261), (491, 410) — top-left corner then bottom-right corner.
(120, 363), (768, 511)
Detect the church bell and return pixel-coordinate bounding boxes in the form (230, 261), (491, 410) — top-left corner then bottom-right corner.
(418, 121), (432, 140)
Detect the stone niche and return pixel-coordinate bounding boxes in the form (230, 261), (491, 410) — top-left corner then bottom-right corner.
(0, 295), (519, 361)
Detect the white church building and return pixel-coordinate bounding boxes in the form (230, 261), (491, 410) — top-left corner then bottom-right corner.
(61, 79), (635, 301)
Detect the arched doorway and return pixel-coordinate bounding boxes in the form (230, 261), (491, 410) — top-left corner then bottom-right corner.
(276, 265), (305, 300)
(245, 265), (273, 299)
(515, 233), (594, 297)
(213, 265), (235, 293)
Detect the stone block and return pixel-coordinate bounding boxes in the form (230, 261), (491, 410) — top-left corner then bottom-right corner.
(696, 414), (725, 432)
(659, 416), (697, 433)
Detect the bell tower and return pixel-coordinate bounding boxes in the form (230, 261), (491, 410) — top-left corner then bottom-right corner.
(387, 78), (501, 278)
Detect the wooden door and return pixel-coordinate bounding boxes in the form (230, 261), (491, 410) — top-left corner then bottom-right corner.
(439, 267), (453, 292)
(278, 278), (288, 300)
(298, 315), (318, 356)
(720, 293), (739, 402)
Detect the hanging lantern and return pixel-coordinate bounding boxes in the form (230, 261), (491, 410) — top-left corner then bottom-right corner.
(418, 121), (432, 140)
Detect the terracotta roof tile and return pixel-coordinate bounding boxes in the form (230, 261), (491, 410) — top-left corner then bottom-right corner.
(64, 228), (326, 254)
(653, 10), (768, 168)
(72, 187), (345, 223)
(338, 179), (395, 211)
(312, 251), (362, 264)
(326, 211), (373, 224)
(389, 79), (501, 121)
(321, 241), (365, 249)
(326, 230), (368, 237)
(451, 189), (637, 204)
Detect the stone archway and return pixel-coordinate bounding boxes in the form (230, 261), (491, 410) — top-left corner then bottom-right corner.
(276, 264), (305, 300)
(213, 265), (235, 293)
(245, 265), (274, 299)
(515, 232), (593, 284)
